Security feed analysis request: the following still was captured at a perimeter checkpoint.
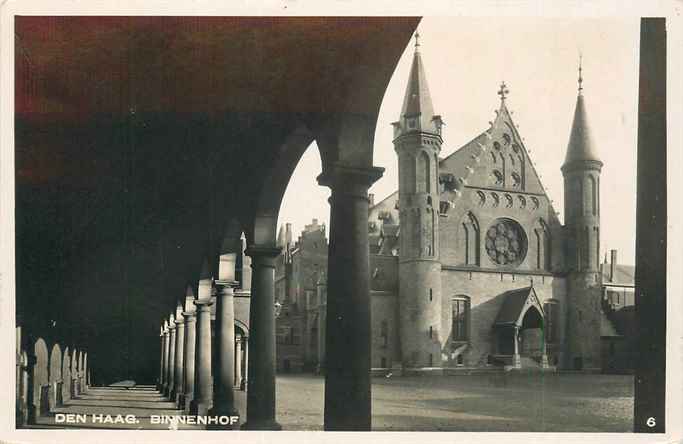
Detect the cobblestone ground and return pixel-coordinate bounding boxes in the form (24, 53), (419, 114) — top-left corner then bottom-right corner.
(275, 373), (634, 432)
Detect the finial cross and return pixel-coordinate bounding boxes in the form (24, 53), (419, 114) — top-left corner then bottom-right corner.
(578, 53), (584, 93)
(415, 32), (420, 49)
(498, 81), (509, 101)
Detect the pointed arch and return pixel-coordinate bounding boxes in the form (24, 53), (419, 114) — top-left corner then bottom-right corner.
(418, 151), (430, 193)
(534, 218), (551, 270)
(589, 175), (597, 216)
(460, 212), (480, 266)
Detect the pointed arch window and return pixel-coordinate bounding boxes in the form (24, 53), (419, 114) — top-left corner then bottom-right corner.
(535, 219), (551, 270)
(461, 212), (480, 266)
(589, 176), (597, 216)
(417, 151), (430, 194)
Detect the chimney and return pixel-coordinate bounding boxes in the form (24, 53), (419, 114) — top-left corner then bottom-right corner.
(369, 193), (375, 206)
(610, 249), (617, 282)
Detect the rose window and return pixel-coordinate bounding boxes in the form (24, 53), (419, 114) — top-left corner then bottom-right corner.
(485, 219), (527, 266)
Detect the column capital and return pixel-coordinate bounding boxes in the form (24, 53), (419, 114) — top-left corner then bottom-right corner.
(317, 163), (384, 189)
(182, 310), (197, 319)
(194, 299), (214, 308)
(175, 318), (185, 326)
(215, 279), (239, 290)
(168, 324), (176, 331)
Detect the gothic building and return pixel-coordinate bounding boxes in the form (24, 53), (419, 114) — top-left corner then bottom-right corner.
(275, 38), (634, 374)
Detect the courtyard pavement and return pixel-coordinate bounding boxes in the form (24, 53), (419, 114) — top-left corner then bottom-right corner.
(31, 373), (633, 432)
(270, 373), (634, 432)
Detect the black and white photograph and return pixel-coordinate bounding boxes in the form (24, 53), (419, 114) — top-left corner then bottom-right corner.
(1, 2), (680, 442)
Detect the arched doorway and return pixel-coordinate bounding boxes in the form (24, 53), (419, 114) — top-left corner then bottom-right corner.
(519, 306), (545, 359)
(234, 322), (248, 390)
(492, 286), (550, 369)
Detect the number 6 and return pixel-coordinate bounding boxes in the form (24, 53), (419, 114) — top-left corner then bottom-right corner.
(646, 417), (656, 427)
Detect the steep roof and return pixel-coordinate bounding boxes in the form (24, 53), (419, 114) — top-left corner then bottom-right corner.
(493, 286), (543, 327)
(563, 80), (601, 167)
(393, 36), (441, 136)
(400, 48), (436, 130)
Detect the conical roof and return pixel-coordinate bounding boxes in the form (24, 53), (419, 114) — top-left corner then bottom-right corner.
(563, 92), (601, 167)
(397, 39), (440, 135)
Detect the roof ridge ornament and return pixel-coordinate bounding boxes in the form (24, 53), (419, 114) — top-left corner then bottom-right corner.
(578, 53), (584, 94)
(498, 81), (509, 102)
(414, 31), (420, 51)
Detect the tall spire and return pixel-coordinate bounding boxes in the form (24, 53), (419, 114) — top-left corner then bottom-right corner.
(396, 31), (440, 135)
(563, 58), (601, 167)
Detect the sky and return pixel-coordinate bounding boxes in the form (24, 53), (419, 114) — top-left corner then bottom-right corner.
(278, 16), (640, 265)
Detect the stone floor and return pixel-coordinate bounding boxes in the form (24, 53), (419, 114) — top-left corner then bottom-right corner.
(274, 373), (634, 432)
(30, 373), (634, 432)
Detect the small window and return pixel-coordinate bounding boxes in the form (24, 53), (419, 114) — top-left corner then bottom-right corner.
(429, 326), (433, 339)
(429, 288), (433, 301)
(452, 296), (470, 342)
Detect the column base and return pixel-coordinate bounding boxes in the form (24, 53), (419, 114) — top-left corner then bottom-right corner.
(541, 354), (550, 369)
(189, 399), (212, 416)
(26, 404), (36, 425)
(241, 419), (282, 431)
(169, 388), (177, 401)
(512, 354), (522, 369)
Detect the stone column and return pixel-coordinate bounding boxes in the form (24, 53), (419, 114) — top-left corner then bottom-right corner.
(166, 320), (176, 398)
(241, 336), (248, 391)
(173, 316), (185, 403)
(190, 299), (213, 415)
(181, 311), (196, 412)
(158, 326), (165, 391)
(71, 350), (80, 398)
(317, 164), (383, 431)
(16, 327), (24, 425)
(162, 323), (171, 394)
(242, 246), (281, 430)
(25, 352), (37, 424)
(234, 334), (242, 388)
(513, 327), (521, 369)
(209, 280), (239, 427)
(81, 352), (87, 393)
